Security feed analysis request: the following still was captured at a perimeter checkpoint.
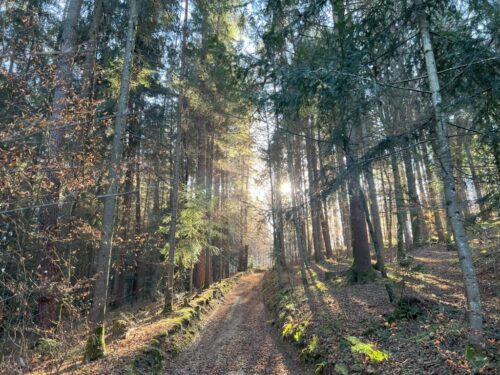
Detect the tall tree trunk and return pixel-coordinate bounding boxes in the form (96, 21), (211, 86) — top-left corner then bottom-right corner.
(204, 134), (214, 288)
(38, 0), (83, 329)
(286, 133), (308, 283)
(464, 142), (486, 214)
(344, 127), (374, 282)
(273, 142), (287, 267)
(390, 150), (406, 260)
(319, 200), (334, 259)
(305, 118), (324, 262)
(454, 142), (472, 220)
(296, 144), (311, 259)
(336, 150), (352, 254)
(380, 166), (393, 256)
(85, 0), (138, 360)
(359, 189), (394, 301)
(348, 177), (374, 282)
(360, 122), (385, 265)
(132, 135), (142, 299)
(421, 142), (446, 242)
(266, 119), (285, 269)
(414, 144), (430, 241)
(316, 128), (334, 259)
(417, 1), (484, 348)
(193, 120), (208, 289)
(111, 137), (134, 307)
(81, 0), (104, 99)
(402, 136), (425, 246)
(164, 0), (189, 312)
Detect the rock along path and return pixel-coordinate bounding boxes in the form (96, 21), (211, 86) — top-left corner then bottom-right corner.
(164, 272), (307, 375)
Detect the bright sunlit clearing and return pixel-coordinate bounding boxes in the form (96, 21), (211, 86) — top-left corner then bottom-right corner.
(280, 181), (292, 195)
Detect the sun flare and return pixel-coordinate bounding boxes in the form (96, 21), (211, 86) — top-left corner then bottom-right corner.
(280, 181), (292, 195)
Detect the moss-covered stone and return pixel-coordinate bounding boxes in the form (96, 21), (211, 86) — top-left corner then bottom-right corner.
(348, 266), (377, 284)
(84, 325), (106, 362)
(141, 343), (163, 370)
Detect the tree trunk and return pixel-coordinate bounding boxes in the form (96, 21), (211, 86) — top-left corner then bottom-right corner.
(204, 135), (214, 288)
(111, 137), (134, 307)
(380, 167), (393, 255)
(360, 122), (385, 264)
(286, 133), (308, 283)
(319, 201), (334, 259)
(193, 119), (208, 289)
(164, 0), (189, 312)
(274, 144), (287, 267)
(132, 136), (142, 299)
(348, 177), (375, 282)
(85, 0), (138, 361)
(267, 122), (287, 268)
(402, 137), (425, 246)
(337, 150), (352, 254)
(37, 0), (83, 329)
(417, 1), (484, 349)
(421, 142), (446, 242)
(390, 150), (406, 260)
(454, 143), (472, 220)
(81, 0), (103, 99)
(464, 142), (486, 214)
(305, 118), (324, 262)
(316, 127), (334, 259)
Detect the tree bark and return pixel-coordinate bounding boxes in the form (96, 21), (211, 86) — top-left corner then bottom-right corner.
(336, 150), (352, 254)
(37, 0), (83, 329)
(390, 150), (406, 260)
(464, 142), (485, 214)
(86, 0), (138, 360)
(360, 122), (385, 264)
(305, 118), (324, 262)
(164, 0), (189, 312)
(316, 119), (334, 260)
(421, 142), (446, 242)
(81, 0), (104, 99)
(417, 0), (484, 349)
(348, 177), (374, 281)
(402, 137), (425, 246)
(286, 132), (308, 283)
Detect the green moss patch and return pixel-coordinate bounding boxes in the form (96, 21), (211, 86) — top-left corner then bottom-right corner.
(345, 336), (390, 362)
(84, 325), (106, 362)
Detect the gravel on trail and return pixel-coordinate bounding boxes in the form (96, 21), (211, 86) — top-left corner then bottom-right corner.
(164, 272), (307, 375)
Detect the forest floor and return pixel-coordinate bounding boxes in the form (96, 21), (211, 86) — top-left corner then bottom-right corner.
(264, 220), (499, 374)
(12, 222), (499, 374)
(163, 272), (308, 375)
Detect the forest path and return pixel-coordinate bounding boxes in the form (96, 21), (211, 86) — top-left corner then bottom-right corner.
(164, 272), (306, 375)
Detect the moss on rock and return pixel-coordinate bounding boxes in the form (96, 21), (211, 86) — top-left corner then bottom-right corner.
(84, 325), (106, 362)
(347, 266), (377, 284)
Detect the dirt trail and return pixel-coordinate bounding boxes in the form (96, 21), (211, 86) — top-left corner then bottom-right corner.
(164, 272), (306, 375)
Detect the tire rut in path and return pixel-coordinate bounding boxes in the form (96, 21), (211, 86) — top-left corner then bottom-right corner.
(164, 273), (306, 375)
